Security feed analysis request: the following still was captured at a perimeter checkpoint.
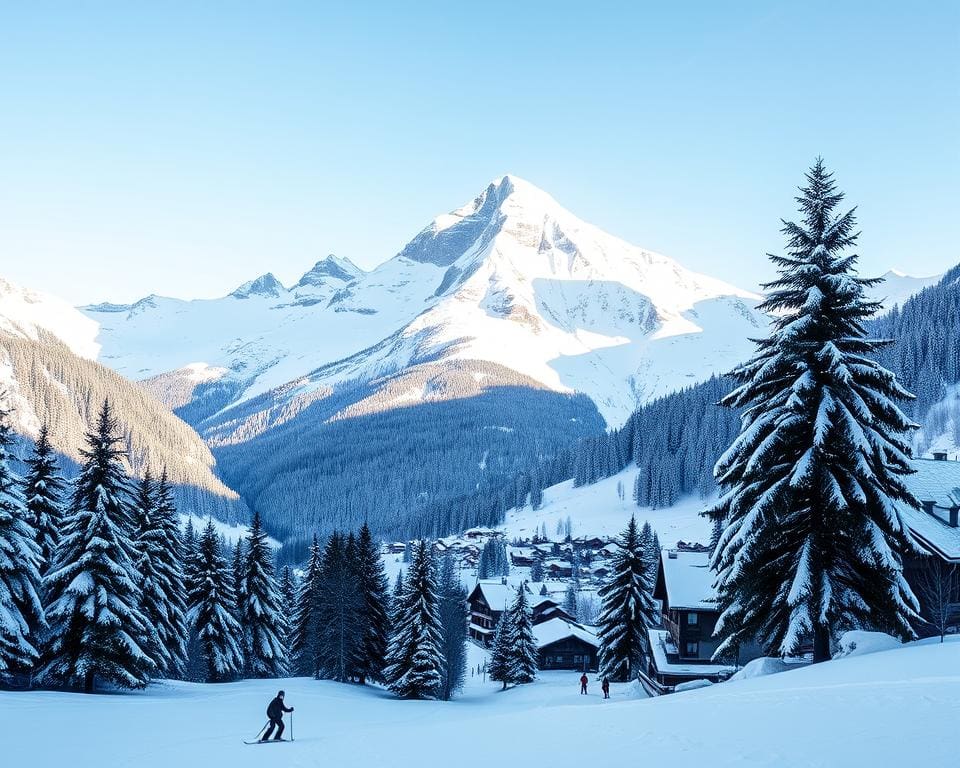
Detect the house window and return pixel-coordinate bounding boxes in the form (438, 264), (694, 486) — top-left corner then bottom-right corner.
(687, 612), (698, 626)
(574, 655), (583, 667)
(684, 641), (699, 657)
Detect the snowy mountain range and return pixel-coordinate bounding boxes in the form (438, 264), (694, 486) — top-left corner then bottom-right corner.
(81, 176), (768, 429)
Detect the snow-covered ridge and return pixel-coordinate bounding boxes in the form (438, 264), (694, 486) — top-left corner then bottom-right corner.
(0, 276), (100, 359)
(77, 175), (767, 426)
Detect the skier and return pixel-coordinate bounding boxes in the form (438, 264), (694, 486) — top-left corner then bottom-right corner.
(579, 673), (588, 695)
(261, 690), (294, 741)
(601, 676), (610, 699)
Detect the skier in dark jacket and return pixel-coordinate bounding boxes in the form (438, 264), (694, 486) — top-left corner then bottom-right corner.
(261, 690), (294, 741)
(601, 677), (610, 699)
(579, 673), (588, 695)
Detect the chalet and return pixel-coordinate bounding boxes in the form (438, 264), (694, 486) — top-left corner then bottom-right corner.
(896, 456), (960, 631)
(573, 536), (606, 550)
(464, 527), (502, 540)
(510, 549), (537, 568)
(534, 617), (600, 672)
(530, 596), (577, 625)
(591, 565), (610, 579)
(649, 549), (761, 686)
(386, 542), (406, 554)
(467, 581), (516, 644)
(546, 562), (573, 578)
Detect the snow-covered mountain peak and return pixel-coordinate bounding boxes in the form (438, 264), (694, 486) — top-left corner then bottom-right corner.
(230, 273), (287, 299)
(294, 255), (362, 288)
(865, 269), (943, 311)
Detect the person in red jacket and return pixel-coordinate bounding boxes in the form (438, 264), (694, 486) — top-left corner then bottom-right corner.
(601, 677), (610, 699)
(579, 673), (588, 695)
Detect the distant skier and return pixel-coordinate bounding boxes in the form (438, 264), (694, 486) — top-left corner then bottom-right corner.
(601, 677), (610, 699)
(261, 690), (294, 741)
(579, 673), (588, 695)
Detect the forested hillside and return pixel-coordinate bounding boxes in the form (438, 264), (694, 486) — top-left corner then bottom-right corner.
(212, 362), (602, 560)
(0, 332), (247, 521)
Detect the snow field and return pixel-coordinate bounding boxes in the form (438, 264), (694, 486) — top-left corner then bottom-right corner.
(3, 637), (957, 767)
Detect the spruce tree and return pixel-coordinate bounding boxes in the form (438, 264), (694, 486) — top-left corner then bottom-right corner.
(384, 540), (443, 699)
(278, 565), (298, 673)
(41, 400), (155, 692)
(292, 533), (324, 677)
(23, 423), (65, 573)
(0, 402), (44, 676)
(504, 585), (538, 685)
(316, 531), (360, 681)
(597, 517), (657, 681)
(188, 520), (244, 682)
(486, 610), (510, 690)
(151, 469), (189, 678)
(241, 511), (287, 678)
(707, 160), (921, 662)
(563, 583), (578, 617)
(354, 523), (390, 684)
(530, 552), (545, 583)
(132, 470), (187, 678)
(436, 553), (468, 700)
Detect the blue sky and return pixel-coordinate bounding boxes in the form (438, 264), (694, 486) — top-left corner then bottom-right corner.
(1, 1), (957, 303)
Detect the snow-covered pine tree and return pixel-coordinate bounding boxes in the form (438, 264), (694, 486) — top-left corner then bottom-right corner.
(41, 400), (156, 692)
(436, 553), (468, 700)
(241, 511), (287, 678)
(23, 423), (65, 574)
(597, 516), (657, 681)
(707, 160), (921, 663)
(292, 534), (324, 678)
(530, 551), (545, 582)
(187, 520), (245, 682)
(278, 565), (298, 674)
(486, 609), (511, 690)
(151, 468), (189, 678)
(132, 470), (186, 678)
(563, 583), (578, 617)
(0, 400), (44, 677)
(353, 523), (390, 684)
(231, 536), (246, 619)
(383, 540), (443, 699)
(503, 585), (538, 685)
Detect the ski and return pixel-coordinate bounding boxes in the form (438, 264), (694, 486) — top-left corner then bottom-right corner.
(243, 739), (290, 745)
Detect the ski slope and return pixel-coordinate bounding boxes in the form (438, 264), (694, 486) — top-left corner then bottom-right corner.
(3, 637), (956, 767)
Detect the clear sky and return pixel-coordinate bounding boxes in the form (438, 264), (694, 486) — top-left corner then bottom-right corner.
(1, 1), (957, 303)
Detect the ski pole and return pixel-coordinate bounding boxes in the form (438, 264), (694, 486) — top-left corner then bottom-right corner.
(254, 720), (269, 741)
(290, 711), (294, 742)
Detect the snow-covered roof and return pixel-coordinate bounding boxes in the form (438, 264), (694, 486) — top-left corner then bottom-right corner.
(660, 550), (717, 611)
(647, 629), (735, 678)
(533, 617), (599, 649)
(898, 458), (960, 562)
(471, 581), (516, 611)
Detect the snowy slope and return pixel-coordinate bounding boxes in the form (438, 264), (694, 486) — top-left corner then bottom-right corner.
(0, 277), (100, 359)
(503, 465), (712, 546)
(82, 177), (766, 426)
(4, 636), (956, 767)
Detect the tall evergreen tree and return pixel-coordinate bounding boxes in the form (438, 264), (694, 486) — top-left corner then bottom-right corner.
(487, 610), (510, 689)
(188, 520), (244, 682)
(384, 540), (443, 699)
(42, 400), (155, 692)
(292, 534), (324, 677)
(317, 531), (360, 681)
(132, 470), (187, 678)
(436, 553), (468, 700)
(503, 585), (538, 685)
(354, 523), (390, 684)
(0, 401), (44, 676)
(563, 583), (578, 617)
(152, 469), (189, 678)
(278, 565), (298, 673)
(241, 511), (287, 678)
(707, 160), (921, 662)
(597, 517), (657, 681)
(23, 423), (65, 573)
